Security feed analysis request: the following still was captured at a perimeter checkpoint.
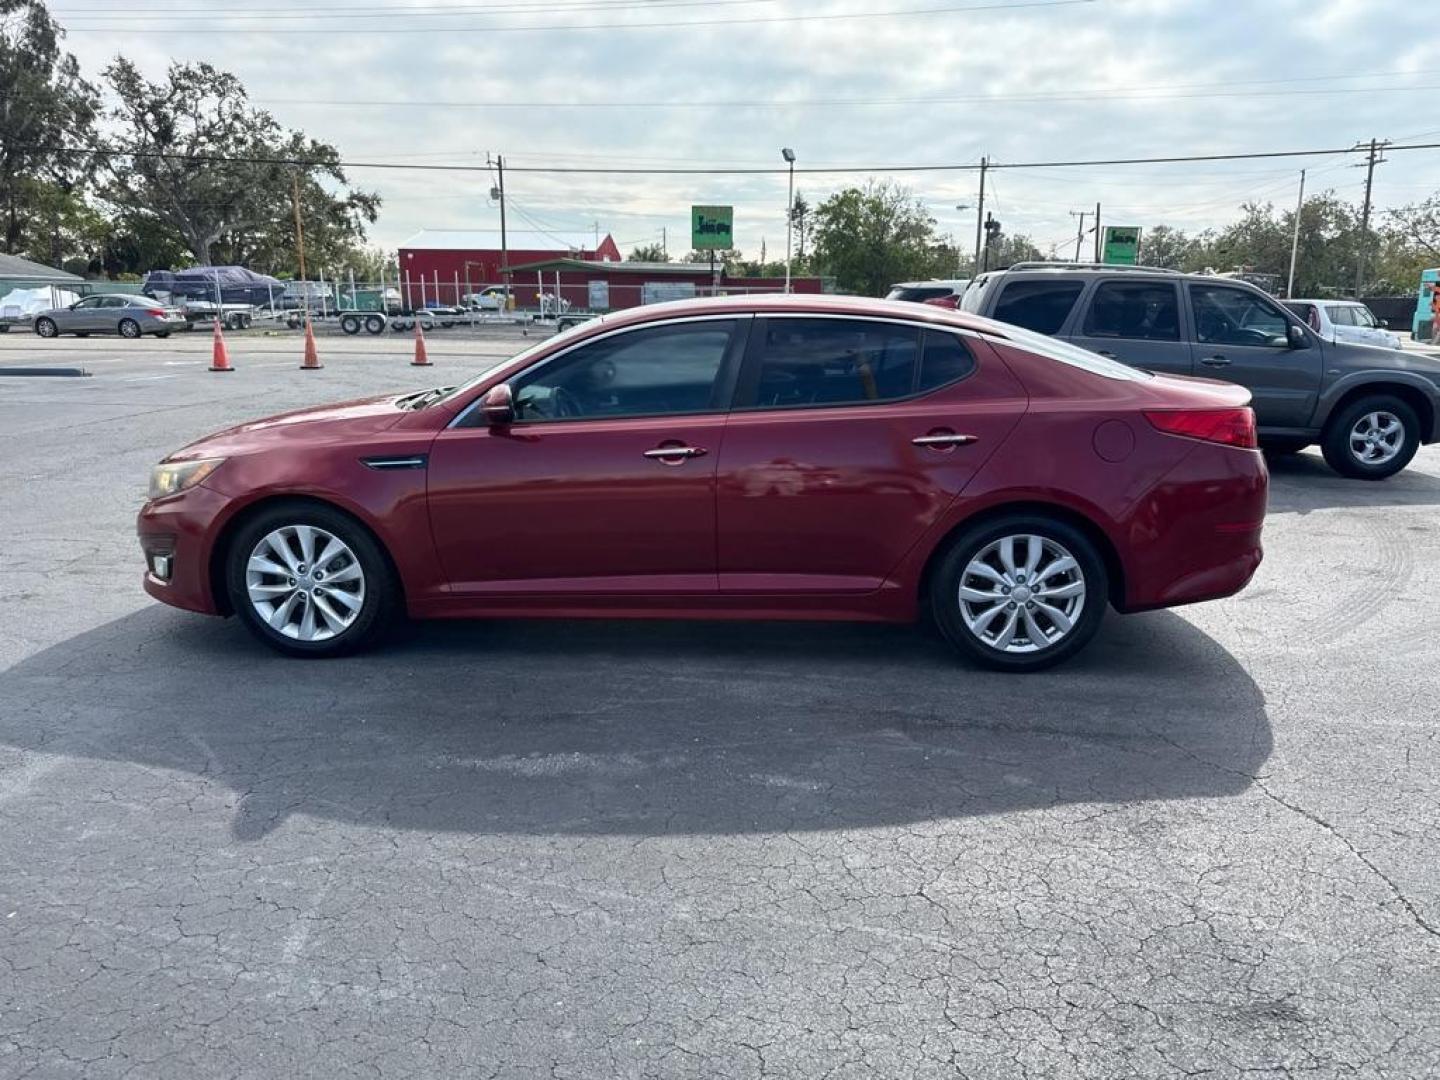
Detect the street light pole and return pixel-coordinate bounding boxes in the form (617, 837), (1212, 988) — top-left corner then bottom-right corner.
(954, 204), (971, 276)
(782, 148), (796, 293)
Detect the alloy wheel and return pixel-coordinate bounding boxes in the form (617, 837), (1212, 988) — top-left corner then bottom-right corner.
(1348, 410), (1404, 465)
(958, 534), (1087, 654)
(245, 525), (366, 642)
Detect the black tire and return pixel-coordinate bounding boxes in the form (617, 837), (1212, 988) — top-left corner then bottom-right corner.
(340, 315), (361, 335)
(1260, 438), (1309, 456)
(226, 313), (246, 331)
(155, 331), (171, 339)
(929, 514), (1109, 673)
(34, 317), (58, 338)
(225, 501), (401, 658)
(1320, 394), (1421, 480)
(118, 318), (141, 339)
(364, 314), (384, 335)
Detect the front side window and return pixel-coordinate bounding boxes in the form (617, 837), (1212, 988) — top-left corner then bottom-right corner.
(73, 297), (102, 309)
(1190, 284), (1291, 347)
(1326, 305), (1355, 327)
(510, 320), (735, 421)
(992, 279), (1085, 335)
(1083, 281), (1181, 341)
(101, 297), (130, 308)
(749, 318), (919, 408)
(1351, 306), (1379, 328)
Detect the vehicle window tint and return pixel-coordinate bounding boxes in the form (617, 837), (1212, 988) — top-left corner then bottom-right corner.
(101, 297), (129, 308)
(992, 279), (1085, 335)
(1190, 284), (1291, 347)
(511, 320), (734, 421)
(1326, 305), (1354, 326)
(1287, 303), (1320, 331)
(751, 318), (919, 408)
(1082, 281), (1180, 341)
(919, 330), (976, 390)
(74, 297), (102, 308)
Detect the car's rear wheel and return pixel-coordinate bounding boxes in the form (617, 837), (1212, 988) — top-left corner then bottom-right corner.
(225, 503), (399, 657)
(34, 317), (58, 338)
(118, 318), (141, 339)
(365, 314), (385, 334)
(1320, 395), (1420, 480)
(930, 515), (1108, 672)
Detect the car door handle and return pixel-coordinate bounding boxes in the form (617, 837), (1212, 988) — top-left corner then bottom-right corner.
(1200, 355), (1231, 367)
(911, 433), (978, 448)
(643, 445), (707, 460)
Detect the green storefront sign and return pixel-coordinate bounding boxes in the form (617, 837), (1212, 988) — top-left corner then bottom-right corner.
(691, 205), (734, 250)
(1102, 226), (1142, 265)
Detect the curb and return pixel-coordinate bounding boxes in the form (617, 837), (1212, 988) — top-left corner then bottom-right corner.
(0, 366), (91, 378)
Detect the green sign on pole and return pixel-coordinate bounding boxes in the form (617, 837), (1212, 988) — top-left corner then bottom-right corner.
(1102, 226), (1142, 265)
(691, 205), (734, 250)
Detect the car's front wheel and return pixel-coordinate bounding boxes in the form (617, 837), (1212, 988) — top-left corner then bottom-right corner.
(34, 317), (58, 338)
(1320, 395), (1420, 480)
(225, 502), (399, 657)
(930, 515), (1108, 672)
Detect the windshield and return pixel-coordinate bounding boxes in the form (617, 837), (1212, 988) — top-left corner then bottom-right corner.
(981, 321), (1153, 381)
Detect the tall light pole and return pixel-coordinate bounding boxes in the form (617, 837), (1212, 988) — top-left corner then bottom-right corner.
(782, 147), (796, 293)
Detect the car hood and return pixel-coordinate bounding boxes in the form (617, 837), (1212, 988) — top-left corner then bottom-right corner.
(1329, 340), (1440, 379)
(165, 393), (411, 460)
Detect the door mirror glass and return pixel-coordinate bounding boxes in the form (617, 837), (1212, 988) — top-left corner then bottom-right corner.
(1288, 324), (1308, 349)
(481, 383), (515, 425)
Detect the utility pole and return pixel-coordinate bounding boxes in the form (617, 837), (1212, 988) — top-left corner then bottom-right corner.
(488, 153), (510, 310)
(973, 156), (988, 276)
(1070, 209), (1091, 262)
(661, 226), (667, 258)
(1287, 169), (1306, 299)
(1093, 202), (1102, 262)
(1354, 137), (1390, 298)
(291, 173), (308, 317)
(782, 147), (796, 293)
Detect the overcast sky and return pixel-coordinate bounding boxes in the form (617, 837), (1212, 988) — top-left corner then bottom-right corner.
(47, 0), (1438, 262)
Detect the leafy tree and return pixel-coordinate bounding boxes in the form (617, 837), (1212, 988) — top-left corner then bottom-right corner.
(0, 0), (99, 261)
(98, 58), (379, 269)
(1136, 225), (1195, 271)
(983, 232), (1045, 271)
(790, 191), (811, 261)
(683, 248), (737, 266)
(627, 243), (669, 262)
(811, 181), (940, 296)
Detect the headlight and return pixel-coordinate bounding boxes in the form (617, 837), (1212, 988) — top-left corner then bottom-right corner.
(148, 457), (224, 501)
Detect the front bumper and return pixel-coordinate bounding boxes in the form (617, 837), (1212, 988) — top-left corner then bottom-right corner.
(136, 483), (232, 615)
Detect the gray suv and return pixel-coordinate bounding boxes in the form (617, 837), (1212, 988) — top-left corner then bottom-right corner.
(960, 263), (1440, 479)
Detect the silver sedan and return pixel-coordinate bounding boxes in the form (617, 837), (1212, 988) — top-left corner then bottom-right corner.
(34, 294), (188, 339)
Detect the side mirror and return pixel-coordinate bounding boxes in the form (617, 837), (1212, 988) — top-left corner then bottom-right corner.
(480, 383), (514, 425)
(1287, 324), (1308, 349)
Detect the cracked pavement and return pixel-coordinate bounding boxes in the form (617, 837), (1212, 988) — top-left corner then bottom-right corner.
(1, 332), (1437, 1078)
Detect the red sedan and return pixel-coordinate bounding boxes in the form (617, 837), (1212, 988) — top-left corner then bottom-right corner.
(138, 295), (1266, 671)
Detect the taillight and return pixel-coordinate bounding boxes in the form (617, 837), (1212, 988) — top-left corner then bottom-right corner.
(1144, 408), (1257, 449)
(145, 308), (165, 317)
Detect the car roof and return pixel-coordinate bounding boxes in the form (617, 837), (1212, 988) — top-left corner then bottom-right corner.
(888, 279), (968, 288)
(575, 292), (1010, 338)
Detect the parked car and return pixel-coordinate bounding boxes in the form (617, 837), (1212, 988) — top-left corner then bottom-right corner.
(960, 263), (1440, 479)
(461, 286), (507, 311)
(886, 279), (970, 308)
(34, 294), (187, 340)
(1284, 299), (1403, 351)
(138, 295), (1267, 671)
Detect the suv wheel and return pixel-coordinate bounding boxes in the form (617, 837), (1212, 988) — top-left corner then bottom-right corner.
(1320, 395), (1420, 480)
(930, 515), (1108, 672)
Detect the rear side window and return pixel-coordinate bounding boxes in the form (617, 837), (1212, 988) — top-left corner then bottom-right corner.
(887, 285), (952, 303)
(919, 330), (976, 390)
(992, 279), (1085, 335)
(1326, 305), (1355, 326)
(1082, 281), (1180, 341)
(749, 318), (919, 408)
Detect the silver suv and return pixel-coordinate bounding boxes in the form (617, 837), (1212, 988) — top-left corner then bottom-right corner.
(960, 263), (1440, 479)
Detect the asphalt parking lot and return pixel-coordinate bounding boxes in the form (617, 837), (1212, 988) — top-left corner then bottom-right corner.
(1, 330), (1438, 1079)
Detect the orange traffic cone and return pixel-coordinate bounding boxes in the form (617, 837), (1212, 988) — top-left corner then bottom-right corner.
(209, 316), (234, 372)
(411, 318), (431, 367)
(300, 317), (323, 370)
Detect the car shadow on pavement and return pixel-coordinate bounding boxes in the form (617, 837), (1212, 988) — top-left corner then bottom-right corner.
(0, 605), (1271, 840)
(1266, 449), (1440, 513)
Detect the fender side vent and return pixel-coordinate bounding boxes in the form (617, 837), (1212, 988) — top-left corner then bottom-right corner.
(361, 455), (428, 471)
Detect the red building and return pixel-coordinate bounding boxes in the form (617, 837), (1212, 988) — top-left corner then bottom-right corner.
(510, 257), (830, 313)
(398, 229), (622, 308)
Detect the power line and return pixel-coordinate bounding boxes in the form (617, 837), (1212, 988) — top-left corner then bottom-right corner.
(58, 0), (1097, 34)
(54, 0), (769, 23)
(24, 139), (1440, 176)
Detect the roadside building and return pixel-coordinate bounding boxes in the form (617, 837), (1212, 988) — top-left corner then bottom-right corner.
(397, 229), (622, 308)
(510, 257), (830, 313)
